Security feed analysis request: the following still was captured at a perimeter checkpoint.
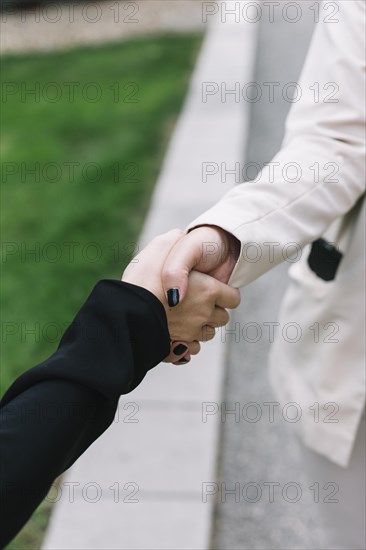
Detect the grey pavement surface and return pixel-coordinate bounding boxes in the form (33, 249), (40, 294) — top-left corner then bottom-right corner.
(213, 9), (328, 550)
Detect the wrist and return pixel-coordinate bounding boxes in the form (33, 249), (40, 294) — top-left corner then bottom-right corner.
(190, 224), (240, 267)
(211, 225), (240, 261)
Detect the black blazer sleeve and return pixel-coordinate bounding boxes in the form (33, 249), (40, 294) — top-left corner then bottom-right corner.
(0, 280), (170, 548)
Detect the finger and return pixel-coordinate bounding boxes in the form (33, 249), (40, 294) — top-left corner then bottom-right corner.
(212, 306), (230, 328)
(161, 232), (206, 307)
(196, 311), (228, 340)
(188, 340), (201, 356)
(163, 340), (201, 363)
(172, 355), (191, 366)
(163, 341), (190, 363)
(213, 280), (241, 310)
(177, 341), (201, 358)
(198, 325), (217, 342)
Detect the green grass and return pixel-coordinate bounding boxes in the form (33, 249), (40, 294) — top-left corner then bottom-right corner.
(5, 500), (53, 550)
(1, 33), (202, 548)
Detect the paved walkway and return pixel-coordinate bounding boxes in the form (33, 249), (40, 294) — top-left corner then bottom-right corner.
(214, 6), (327, 550)
(1, 1), (204, 54)
(42, 3), (257, 549)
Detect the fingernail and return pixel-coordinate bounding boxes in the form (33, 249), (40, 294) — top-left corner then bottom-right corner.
(167, 288), (180, 307)
(176, 357), (190, 365)
(173, 343), (188, 356)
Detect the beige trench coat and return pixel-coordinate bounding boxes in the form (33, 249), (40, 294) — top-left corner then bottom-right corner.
(188, 0), (366, 466)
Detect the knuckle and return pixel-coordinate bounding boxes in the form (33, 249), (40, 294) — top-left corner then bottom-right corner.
(233, 290), (241, 307)
(215, 311), (228, 327)
(222, 310), (230, 324)
(162, 266), (182, 281)
(206, 276), (217, 292)
(202, 279), (217, 302)
(189, 342), (201, 355)
(200, 325), (215, 341)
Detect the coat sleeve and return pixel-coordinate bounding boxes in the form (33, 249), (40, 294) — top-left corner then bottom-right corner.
(0, 280), (170, 548)
(187, 0), (366, 288)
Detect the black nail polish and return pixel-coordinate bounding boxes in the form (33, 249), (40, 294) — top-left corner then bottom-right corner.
(173, 344), (188, 356)
(167, 288), (180, 307)
(176, 357), (190, 365)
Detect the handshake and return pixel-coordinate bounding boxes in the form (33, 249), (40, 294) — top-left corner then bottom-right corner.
(122, 226), (241, 365)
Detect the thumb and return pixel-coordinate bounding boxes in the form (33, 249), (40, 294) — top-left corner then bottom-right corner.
(161, 232), (204, 306)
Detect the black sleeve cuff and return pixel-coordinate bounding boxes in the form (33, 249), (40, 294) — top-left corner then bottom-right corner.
(1, 280), (171, 407)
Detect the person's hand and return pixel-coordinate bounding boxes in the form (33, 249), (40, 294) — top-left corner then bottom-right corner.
(162, 269), (240, 363)
(161, 225), (241, 307)
(122, 229), (201, 364)
(122, 229), (183, 304)
(122, 229), (240, 365)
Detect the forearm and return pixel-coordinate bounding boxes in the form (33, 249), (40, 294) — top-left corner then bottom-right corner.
(0, 280), (170, 546)
(188, 136), (365, 287)
(0, 380), (115, 547)
(187, 0), (366, 287)
(1, 280), (170, 405)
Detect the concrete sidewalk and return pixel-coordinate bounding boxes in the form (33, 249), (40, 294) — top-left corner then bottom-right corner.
(214, 5), (327, 549)
(42, 3), (257, 549)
